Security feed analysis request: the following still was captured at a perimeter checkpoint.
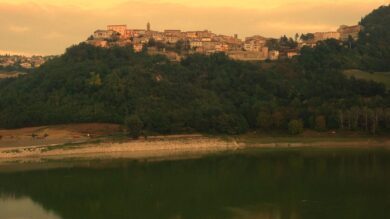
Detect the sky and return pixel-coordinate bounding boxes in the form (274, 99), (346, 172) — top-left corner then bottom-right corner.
(0, 0), (388, 55)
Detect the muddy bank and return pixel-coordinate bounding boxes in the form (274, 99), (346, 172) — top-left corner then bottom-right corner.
(0, 137), (240, 161)
(1, 135), (390, 164)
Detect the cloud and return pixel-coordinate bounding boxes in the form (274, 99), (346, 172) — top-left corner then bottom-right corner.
(0, 1), (387, 55)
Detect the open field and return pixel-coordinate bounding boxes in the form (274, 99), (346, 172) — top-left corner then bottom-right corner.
(0, 123), (122, 148)
(0, 71), (26, 79)
(344, 69), (390, 89)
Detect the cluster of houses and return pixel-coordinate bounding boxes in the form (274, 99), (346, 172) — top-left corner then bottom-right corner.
(87, 23), (280, 61)
(300, 25), (362, 47)
(87, 23), (362, 62)
(0, 55), (52, 69)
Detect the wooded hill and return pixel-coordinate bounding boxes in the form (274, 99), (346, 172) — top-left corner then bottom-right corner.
(0, 5), (389, 136)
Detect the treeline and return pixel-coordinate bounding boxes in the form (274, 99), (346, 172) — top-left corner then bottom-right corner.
(0, 65), (31, 72)
(339, 108), (390, 134)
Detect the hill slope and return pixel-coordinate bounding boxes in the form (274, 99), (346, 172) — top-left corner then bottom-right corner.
(358, 5), (390, 71)
(344, 70), (390, 89)
(0, 5), (390, 135)
(0, 43), (388, 134)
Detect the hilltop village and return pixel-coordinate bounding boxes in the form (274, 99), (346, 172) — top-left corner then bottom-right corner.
(86, 22), (362, 62)
(0, 55), (53, 70)
(0, 23), (362, 70)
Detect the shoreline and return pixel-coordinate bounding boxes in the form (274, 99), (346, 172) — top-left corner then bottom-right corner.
(0, 136), (239, 161)
(1, 135), (390, 165)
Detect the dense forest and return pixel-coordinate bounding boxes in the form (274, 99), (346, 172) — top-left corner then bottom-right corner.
(358, 5), (390, 71)
(0, 5), (389, 136)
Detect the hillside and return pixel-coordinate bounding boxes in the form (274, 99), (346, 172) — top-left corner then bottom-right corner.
(344, 70), (390, 89)
(357, 5), (390, 71)
(0, 43), (388, 135)
(0, 71), (26, 79)
(0, 5), (389, 135)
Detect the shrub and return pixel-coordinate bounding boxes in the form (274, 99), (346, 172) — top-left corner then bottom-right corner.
(125, 115), (144, 139)
(288, 119), (304, 135)
(315, 115), (327, 131)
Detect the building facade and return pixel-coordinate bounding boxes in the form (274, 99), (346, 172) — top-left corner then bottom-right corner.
(338, 25), (362, 41)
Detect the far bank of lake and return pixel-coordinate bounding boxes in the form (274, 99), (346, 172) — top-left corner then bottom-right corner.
(0, 133), (389, 165)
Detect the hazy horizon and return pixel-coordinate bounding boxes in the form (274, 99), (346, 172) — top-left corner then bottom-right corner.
(0, 0), (388, 55)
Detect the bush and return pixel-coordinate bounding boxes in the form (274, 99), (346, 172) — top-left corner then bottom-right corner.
(315, 115), (327, 131)
(288, 119), (304, 135)
(257, 111), (272, 130)
(125, 115), (144, 139)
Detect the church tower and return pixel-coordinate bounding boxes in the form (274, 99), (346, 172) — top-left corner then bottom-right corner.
(147, 22), (151, 31)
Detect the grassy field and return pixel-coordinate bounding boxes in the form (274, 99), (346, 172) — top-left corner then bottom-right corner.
(0, 71), (26, 79)
(344, 69), (390, 89)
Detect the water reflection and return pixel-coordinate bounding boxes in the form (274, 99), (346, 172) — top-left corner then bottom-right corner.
(0, 148), (389, 219)
(227, 205), (286, 219)
(0, 196), (61, 219)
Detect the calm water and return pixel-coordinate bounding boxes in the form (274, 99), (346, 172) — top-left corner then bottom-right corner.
(0, 148), (389, 219)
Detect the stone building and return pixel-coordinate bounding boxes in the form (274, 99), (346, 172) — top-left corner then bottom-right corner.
(107, 25), (128, 38)
(338, 25), (362, 41)
(93, 30), (115, 40)
(313, 31), (341, 42)
(227, 51), (268, 61)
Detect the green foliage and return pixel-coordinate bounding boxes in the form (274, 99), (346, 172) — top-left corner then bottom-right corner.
(1, 4), (390, 137)
(288, 120), (304, 135)
(300, 33), (314, 41)
(358, 5), (390, 71)
(266, 36), (298, 51)
(87, 72), (102, 87)
(344, 69), (390, 90)
(257, 111), (272, 130)
(315, 115), (327, 131)
(125, 115), (144, 139)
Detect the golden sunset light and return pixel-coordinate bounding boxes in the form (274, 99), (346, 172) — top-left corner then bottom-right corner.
(1, 1), (390, 218)
(0, 0), (388, 55)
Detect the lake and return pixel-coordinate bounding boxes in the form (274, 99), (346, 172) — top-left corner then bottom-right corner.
(0, 147), (389, 219)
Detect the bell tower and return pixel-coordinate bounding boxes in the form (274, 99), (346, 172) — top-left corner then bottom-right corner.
(147, 22), (151, 31)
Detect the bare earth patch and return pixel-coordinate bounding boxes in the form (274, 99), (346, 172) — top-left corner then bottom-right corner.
(0, 123), (389, 164)
(0, 123), (122, 148)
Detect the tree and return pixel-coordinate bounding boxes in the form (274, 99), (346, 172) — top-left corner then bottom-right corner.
(272, 111), (285, 129)
(87, 72), (102, 87)
(288, 119), (304, 135)
(125, 115), (144, 139)
(315, 115), (327, 131)
(257, 111), (272, 130)
(147, 37), (156, 47)
(300, 33), (314, 41)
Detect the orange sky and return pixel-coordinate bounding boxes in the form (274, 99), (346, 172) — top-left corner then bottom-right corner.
(0, 0), (388, 55)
